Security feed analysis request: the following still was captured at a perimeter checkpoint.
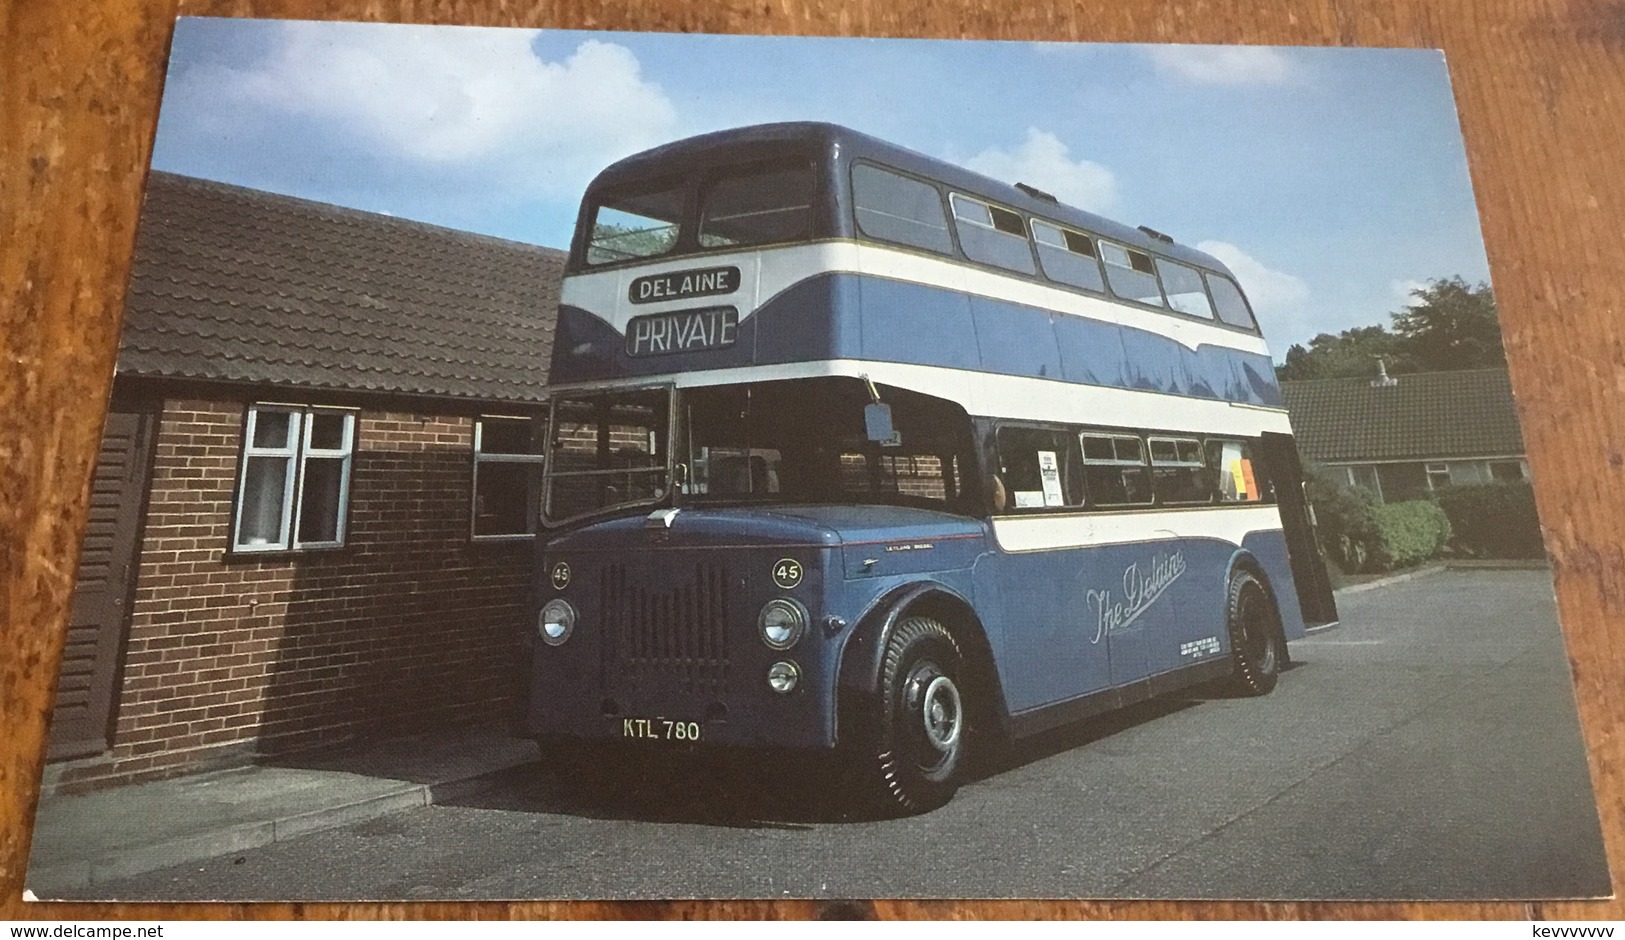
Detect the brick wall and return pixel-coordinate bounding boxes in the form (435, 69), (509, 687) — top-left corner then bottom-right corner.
(56, 398), (533, 790)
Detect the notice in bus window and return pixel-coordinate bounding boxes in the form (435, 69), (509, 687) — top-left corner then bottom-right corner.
(1038, 450), (1065, 506)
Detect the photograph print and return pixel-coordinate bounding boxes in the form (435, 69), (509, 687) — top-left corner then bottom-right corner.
(25, 19), (1611, 901)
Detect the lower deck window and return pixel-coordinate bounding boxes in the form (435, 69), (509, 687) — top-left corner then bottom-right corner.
(994, 427), (1083, 511)
(1209, 439), (1265, 503)
(234, 406), (355, 551)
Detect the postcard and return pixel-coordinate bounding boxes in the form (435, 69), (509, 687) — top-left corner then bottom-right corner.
(24, 19), (1610, 901)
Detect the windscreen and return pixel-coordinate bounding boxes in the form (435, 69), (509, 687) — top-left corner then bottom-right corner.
(680, 378), (976, 514)
(583, 159), (817, 268)
(543, 387), (672, 524)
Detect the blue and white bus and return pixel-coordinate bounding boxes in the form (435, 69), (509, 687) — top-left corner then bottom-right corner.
(524, 122), (1338, 813)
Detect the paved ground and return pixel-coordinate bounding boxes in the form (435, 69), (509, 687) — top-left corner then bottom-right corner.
(46, 569), (1611, 901)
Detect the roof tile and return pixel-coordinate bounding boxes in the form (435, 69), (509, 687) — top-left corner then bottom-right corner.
(117, 172), (564, 404)
(1280, 369), (1525, 462)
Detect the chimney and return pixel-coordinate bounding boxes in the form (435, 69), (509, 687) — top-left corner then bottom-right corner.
(1370, 358), (1398, 388)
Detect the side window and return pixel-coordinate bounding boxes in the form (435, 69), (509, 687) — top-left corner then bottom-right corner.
(1207, 439), (1269, 503)
(1149, 436), (1212, 504)
(852, 164), (954, 255)
(1206, 273), (1260, 331)
(234, 406), (356, 551)
(992, 427), (1083, 512)
(587, 182), (685, 265)
(1155, 259), (1216, 320)
(473, 416), (546, 539)
(950, 193), (1037, 274)
(1032, 220), (1107, 292)
(1099, 242), (1166, 307)
(1080, 432), (1153, 507)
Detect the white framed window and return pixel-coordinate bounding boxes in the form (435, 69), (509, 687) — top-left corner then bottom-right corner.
(472, 416), (546, 539)
(1425, 461), (1452, 491)
(233, 405), (356, 552)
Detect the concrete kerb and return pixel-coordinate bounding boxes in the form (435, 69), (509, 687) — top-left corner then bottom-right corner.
(1331, 558), (1551, 599)
(26, 734), (531, 896)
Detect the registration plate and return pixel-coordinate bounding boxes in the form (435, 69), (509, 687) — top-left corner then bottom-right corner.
(621, 717), (702, 741)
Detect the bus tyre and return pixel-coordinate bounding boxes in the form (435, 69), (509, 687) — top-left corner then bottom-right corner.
(1225, 570), (1283, 696)
(870, 616), (966, 814)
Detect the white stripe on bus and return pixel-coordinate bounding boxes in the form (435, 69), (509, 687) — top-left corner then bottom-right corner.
(990, 505), (1285, 554)
(561, 242), (1271, 356)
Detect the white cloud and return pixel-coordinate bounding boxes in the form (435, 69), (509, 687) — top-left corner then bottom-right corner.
(1390, 278), (1429, 302)
(1197, 240), (1311, 337)
(959, 129), (1116, 212)
(181, 23), (676, 195)
(1147, 46), (1292, 85)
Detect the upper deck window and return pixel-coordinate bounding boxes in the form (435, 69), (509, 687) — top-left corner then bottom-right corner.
(950, 194), (1037, 274)
(1099, 242), (1166, 307)
(1031, 220), (1106, 293)
(699, 163), (815, 249)
(852, 164), (954, 255)
(1155, 259), (1216, 320)
(1205, 273), (1259, 331)
(586, 184), (684, 266)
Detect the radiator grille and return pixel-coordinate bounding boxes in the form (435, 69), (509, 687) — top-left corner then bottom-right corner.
(600, 562), (732, 695)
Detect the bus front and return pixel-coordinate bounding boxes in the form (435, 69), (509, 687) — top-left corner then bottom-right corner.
(523, 126), (986, 768)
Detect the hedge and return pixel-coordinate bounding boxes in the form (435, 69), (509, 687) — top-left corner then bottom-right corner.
(1306, 466), (1453, 573)
(1431, 481), (1546, 559)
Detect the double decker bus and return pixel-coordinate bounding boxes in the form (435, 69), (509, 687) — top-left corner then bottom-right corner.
(523, 122), (1337, 813)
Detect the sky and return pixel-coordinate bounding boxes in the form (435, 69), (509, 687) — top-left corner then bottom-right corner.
(151, 18), (1496, 354)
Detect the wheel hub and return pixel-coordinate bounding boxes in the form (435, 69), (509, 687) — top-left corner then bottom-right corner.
(919, 674), (962, 753)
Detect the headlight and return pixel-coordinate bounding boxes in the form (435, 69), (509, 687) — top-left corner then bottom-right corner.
(538, 599), (577, 646)
(758, 598), (807, 650)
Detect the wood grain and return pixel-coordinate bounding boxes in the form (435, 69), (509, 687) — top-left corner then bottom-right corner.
(6, 0), (1625, 920)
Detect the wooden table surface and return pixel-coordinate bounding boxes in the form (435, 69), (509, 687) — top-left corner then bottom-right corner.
(5, 0), (1624, 921)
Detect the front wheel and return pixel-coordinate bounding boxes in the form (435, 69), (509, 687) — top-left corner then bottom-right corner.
(1225, 569), (1284, 696)
(863, 616), (967, 814)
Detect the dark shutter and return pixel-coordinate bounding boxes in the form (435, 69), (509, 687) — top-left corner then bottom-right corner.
(48, 409), (154, 760)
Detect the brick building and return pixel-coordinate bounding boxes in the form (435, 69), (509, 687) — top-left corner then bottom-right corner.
(47, 172), (564, 790)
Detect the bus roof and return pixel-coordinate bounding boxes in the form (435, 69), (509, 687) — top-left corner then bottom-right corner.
(588, 121), (1236, 277)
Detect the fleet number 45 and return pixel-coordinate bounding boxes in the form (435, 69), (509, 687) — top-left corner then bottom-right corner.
(622, 717), (702, 741)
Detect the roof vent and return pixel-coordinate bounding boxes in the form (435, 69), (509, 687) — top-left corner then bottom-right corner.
(1370, 359), (1399, 388)
(1015, 182), (1058, 203)
(1137, 225), (1175, 244)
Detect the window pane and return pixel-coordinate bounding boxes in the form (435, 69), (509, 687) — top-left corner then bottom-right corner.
(308, 412), (348, 451)
(588, 185), (684, 265)
(1490, 460), (1525, 482)
(1206, 273), (1259, 331)
(546, 389), (670, 521)
(474, 462), (534, 536)
(297, 457), (346, 543)
(1149, 439), (1179, 464)
(700, 164), (814, 248)
(1035, 221), (1106, 291)
(994, 427), (1082, 510)
(252, 411), (294, 450)
(1153, 467), (1212, 504)
(853, 165), (953, 254)
(480, 418), (535, 456)
(1100, 243), (1165, 306)
(238, 456), (290, 547)
(1156, 259), (1215, 319)
(1207, 440), (1265, 503)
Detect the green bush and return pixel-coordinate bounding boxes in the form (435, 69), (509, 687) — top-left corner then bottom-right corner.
(1431, 481), (1545, 559)
(1365, 500), (1453, 571)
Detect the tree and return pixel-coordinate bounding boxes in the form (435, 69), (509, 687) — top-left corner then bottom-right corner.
(1274, 276), (1504, 381)
(1275, 325), (1412, 381)
(1391, 277), (1504, 371)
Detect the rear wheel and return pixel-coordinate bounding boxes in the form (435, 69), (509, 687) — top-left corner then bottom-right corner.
(864, 616), (967, 814)
(1225, 569), (1283, 696)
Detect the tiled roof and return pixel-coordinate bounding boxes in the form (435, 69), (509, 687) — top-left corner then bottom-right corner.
(1280, 368), (1525, 463)
(117, 172), (564, 404)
